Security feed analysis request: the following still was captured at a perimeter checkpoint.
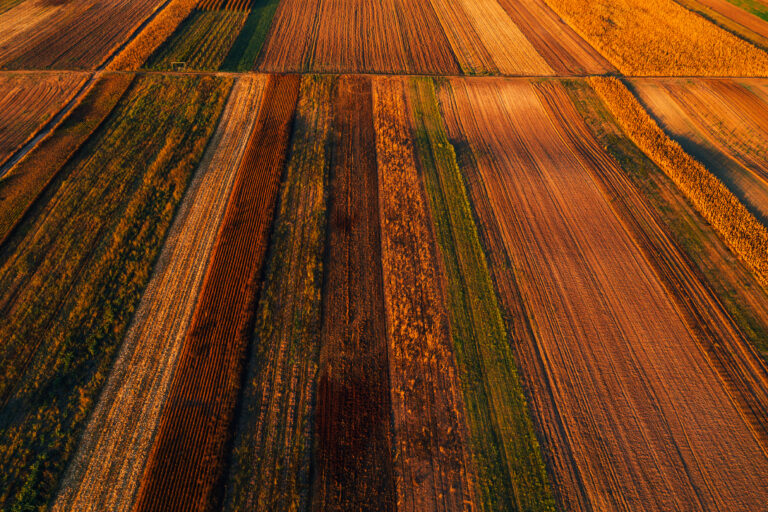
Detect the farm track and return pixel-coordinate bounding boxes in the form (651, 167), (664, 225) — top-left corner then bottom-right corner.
(132, 74), (299, 512)
(224, 75), (332, 512)
(52, 76), (265, 512)
(0, 0), (165, 69)
(632, 79), (768, 225)
(311, 75), (397, 512)
(374, 77), (475, 511)
(438, 78), (768, 511)
(0, 72), (88, 169)
(0, 74), (229, 512)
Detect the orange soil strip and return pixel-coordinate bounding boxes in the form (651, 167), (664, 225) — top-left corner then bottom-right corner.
(0, 0), (165, 69)
(132, 74), (299, 512)
(0, 72), (88, 167)
(427, 0), (499, 74)
(52, 76), (265, 512)
(633, 79), (768, 225)
(312, 75), (397, 511)
(438, 78), (768, 511)
(373, 77), (476, 511)
(495, 0), (614, 74)
(694, 0), (768, 38)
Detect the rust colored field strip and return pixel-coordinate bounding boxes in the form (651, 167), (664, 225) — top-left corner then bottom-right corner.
(132, 74), (299, 512)
(374, 77), (476, 511)
(312, 75), (397, 511)
(53, 76), (266, 512)
(438, 78), (768, 511)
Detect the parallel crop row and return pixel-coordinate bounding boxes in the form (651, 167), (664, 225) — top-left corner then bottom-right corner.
(0, 74), (229, 512)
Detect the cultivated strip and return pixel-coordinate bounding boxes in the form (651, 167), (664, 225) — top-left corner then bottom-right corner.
(52, 75), (264, 512)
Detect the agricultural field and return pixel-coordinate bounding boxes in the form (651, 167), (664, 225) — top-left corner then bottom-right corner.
(0, 0), (167, 69)
(631, 79), (768, 226)
(0, 72), (88, 169)
(0, 73), (229, 511)
(4, 0), (768, 510)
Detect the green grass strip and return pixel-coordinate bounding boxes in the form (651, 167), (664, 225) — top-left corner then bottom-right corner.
(727, 0), (768, 22)
(220, 0), (281, 71)
(408, 77), (556, 512)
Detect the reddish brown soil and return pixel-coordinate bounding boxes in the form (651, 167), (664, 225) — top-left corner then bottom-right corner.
(311, 75), (397, 512)
(132, 74), (299, 512)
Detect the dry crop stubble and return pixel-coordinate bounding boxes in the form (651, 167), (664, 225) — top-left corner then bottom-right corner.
(132, 74), (299, 512)
(438, 78), (768, 511)
(373, 77), (477, 512)
(53, 75), (265, 512)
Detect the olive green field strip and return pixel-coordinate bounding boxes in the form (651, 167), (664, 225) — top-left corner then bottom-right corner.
(631, 79), (768, 227)
(224, 74), (333, 512)
(0, 73), (133, 247)
(0, 0), (167, 69)
(407, 77), (556, 512)
(52, 75), (265, 512)
(0, 74), (229, 512)
(132, 74), (299, 512)
(0, 72), (88, 168)
(438, 78), (768, 511)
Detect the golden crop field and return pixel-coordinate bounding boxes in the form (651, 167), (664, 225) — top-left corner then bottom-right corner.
(3, 0), (768, 510)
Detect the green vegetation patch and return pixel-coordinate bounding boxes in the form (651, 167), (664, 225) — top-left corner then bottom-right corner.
(0, 74), (231, 512)
(408, 77), (556, 512)
(145, 8), (249, 71)
(563, 78), (768, 357)
(220, 0), (281, 71)
(727, 0), (768, 21)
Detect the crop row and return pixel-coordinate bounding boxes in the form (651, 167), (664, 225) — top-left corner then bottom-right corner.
(0, 74), (230, 511)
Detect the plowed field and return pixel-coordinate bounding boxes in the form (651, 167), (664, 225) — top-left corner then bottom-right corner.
(133, 74), (299, 512)
(438, 78), (768, 511)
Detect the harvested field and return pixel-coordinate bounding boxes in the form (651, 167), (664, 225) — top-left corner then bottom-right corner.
(495, 0), (614, 74)
(541, 0), (768, 74)
(52, 76), (264, 512)
(310, 75), (396, 512)
(144, 6), (248, 70)
(674, 0), (768, 51)
(728, 0), (768, 20)
(224, 75), (332, 512)
(632, 79), (768, 226)
(0, 0), (166, 69)
(133, 74), (299, 512)
(373, 77), (475, 511)
(258, 0), (551, 75)
(438, 78), (768, 511)
(408, 77), (555, 512)
(0, 74), (229, 512)
(0, 72), (88, 168)
(0, 73), (132, 246)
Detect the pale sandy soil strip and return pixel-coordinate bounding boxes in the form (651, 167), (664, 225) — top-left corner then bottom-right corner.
(373, 77), (476, 512)
(52, 76), (265, 512)
(632, 79), (768, 225)
(439, 78), (768, 511)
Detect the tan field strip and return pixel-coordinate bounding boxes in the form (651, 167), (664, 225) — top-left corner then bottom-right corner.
(257, 0), (552, 75)
(438, 78), (768, 511)
(52, 76), (265, 512)
(632, 79), (768, 226)
(373, 77), (477, 511)
(0, 72), (88, 167)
